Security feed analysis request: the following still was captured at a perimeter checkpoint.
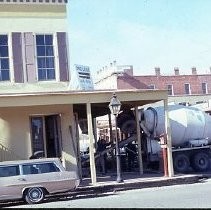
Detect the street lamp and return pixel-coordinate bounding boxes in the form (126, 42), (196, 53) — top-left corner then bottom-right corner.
(109, 93), (123, 183)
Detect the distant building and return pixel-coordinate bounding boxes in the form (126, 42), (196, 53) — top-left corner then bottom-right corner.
(95, 63), (211, 106)
(94, 61), (148, 90)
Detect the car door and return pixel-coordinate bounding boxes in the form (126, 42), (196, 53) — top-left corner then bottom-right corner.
(58, 170), (79, 191)
(0, 165), (24, 201)
(21, 162), (62, 194)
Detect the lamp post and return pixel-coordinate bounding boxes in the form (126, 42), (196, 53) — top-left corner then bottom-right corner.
(109, 93), (123, 183)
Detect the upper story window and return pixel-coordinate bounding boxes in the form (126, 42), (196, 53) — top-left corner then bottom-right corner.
(167, 84), (174, 96)
(0, 35), (10, 81)
(36, 34), (55, 81)
(148, 84), (155, 89)
(185, 83), (191, 95)
(202, 82), (208, 94)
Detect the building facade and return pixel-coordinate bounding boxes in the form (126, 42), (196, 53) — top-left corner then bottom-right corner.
(94, 61), (146, 90)
(0, 0), (80, 172)
(0, 0), (69, 94)
(126, 67), (211, 96)
(95, 62), (211, 106)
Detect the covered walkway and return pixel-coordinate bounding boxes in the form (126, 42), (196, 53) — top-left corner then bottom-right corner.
(0, 88), (173, 184)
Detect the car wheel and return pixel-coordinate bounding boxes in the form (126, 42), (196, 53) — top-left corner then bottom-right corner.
(24, 187), (45, 204)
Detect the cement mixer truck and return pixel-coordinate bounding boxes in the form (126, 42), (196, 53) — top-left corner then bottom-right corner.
(117, 104), (211, 173)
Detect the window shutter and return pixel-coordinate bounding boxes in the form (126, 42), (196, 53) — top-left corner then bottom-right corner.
(24, 32), (36, 83)
(12, 33), (24, 83)
(57, 32), (69, 81)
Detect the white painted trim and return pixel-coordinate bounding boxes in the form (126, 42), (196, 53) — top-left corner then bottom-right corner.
(8, 33), (14, 83)
(54, 32), (59, 82)
(167, 84), (174, 96)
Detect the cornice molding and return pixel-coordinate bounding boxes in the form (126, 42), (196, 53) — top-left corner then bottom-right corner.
(0, 0), (67, 4)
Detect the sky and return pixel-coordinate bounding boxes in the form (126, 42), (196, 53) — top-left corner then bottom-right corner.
(67, 0), (211, 79)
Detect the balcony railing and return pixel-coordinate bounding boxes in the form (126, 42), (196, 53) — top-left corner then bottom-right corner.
(0, 142), (22, 162)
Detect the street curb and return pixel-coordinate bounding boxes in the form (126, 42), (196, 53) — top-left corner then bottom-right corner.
(77, 175), (200, 194)
(0, 175), (203, 208)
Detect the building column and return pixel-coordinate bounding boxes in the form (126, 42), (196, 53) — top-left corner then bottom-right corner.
(86, 103), (97, 185)
(135, 106), (143, 175)
(164, 99), (174, 177)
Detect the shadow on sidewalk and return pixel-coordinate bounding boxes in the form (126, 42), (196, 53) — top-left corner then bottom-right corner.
(79, 170), (164, 188)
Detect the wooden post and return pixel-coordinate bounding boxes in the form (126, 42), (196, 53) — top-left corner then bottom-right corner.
(74, 113), (82, 180)
(135, 106), (143, 175)
(86, 103), (97, 185)
(160, 134), (168, 177)
(164, 99), (174, 177)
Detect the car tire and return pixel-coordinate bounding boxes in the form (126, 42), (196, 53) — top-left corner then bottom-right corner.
(24, 187), (45, 204)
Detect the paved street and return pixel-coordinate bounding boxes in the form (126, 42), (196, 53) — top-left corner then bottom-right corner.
(5, 178), (211, 208)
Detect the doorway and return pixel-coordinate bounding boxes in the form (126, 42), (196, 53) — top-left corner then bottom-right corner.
(30, 115), (62, 158)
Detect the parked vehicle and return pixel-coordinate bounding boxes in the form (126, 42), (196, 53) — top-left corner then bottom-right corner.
(0, 158), (80, 204)
(117, 104), (211, 173)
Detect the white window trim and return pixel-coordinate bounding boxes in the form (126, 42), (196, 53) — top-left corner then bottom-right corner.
(167, 84), (174, 96)
(54, 32), (60, 82)
(0, 33), (13, 83)
(35, 33), (58, 82)
(202, 82), (208, 94)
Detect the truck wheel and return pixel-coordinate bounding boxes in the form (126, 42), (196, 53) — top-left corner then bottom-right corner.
(173, 153), (190, 173)
(191, 152), (210, 172)
(24, 187), (45, 204)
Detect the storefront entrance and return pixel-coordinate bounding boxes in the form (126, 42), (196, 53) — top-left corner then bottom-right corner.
(30, 115), (62, 158)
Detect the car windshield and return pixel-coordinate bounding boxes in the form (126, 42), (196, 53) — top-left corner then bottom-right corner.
(22, 162), (60, 175)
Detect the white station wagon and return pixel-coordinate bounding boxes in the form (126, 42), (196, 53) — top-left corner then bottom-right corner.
(0, 158), (80, 204)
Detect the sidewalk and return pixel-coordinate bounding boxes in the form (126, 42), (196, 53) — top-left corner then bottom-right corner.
(76, 171), (202, 195)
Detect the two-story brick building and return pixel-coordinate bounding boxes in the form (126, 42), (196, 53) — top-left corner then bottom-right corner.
(95, 62), (211, 106)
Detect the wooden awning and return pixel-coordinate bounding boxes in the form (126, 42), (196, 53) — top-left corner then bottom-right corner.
(0, 89), (168, 118)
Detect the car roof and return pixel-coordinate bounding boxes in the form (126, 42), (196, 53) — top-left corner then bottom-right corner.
(0, 158), (60, 166)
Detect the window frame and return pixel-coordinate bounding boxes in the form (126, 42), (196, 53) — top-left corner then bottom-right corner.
(167, 84), (174, 96)
(0, 165), (20, 177)
(22, 162), (60, 175)
(0, 34), (10, 82)
(184, 83), (191, 95)
(35, 34), (56, 81)
(202, 82), (208, 94)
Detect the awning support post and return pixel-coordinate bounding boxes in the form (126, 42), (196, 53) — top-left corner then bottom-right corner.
(86, 103), (97, 185)
(164, 99), (174, 177)
(135, 106), (144, 175)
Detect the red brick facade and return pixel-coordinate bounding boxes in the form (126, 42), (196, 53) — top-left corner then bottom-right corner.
(117, 73), (211, 96)
(117, 74), (148, 89)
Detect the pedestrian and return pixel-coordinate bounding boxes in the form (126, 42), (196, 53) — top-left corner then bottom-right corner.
(97, 137), (111, 174)
(125, 142), (137, 171)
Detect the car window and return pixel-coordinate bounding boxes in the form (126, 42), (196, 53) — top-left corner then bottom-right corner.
(22, 162), (60, 175)
(0, 165), (20, 177)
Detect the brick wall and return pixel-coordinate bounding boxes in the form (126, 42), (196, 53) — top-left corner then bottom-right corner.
(117, 73), (211, 95)
(117, 74), (148, 89)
